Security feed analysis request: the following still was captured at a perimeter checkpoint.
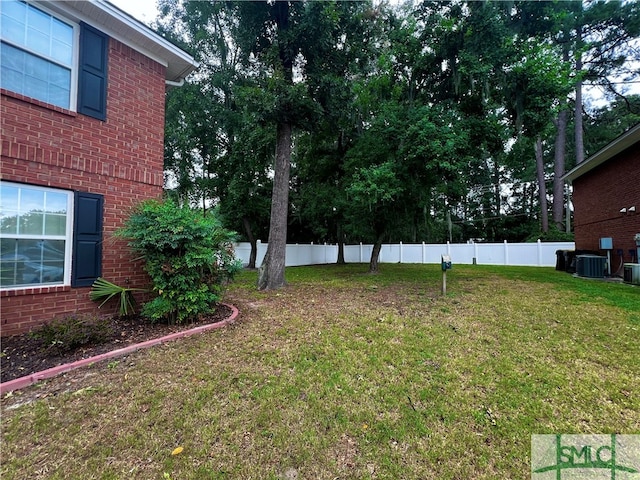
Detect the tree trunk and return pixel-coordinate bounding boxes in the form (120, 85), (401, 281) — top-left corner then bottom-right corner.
(257, 0), (293, 290)
(257, 122), (292, 290)
(552, 109), (567, 230)
(368, 232), (385, 274)
(242, 217), (257, 269)
(574, 5), (585, 165)
(336, 223), (346, 265)
(535, 137), (549, 233)
(574, 81), (584, 165)
(337, 241), (345, 265)
(492, 167), (501, 217)
(574, 57), (585, 165)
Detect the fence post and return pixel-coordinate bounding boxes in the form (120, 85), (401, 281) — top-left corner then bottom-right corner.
(504, 240), (508, 266)
(447, 241), (451, 255)
(360, 242), (363, 263)
(537, 239), (542, 266)
(474, 242), (478, 265)
(422, 241), (426, 264)
(400, 241), (403, 264)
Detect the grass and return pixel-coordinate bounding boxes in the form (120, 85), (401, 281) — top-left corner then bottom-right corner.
(1, 264), (639, 479)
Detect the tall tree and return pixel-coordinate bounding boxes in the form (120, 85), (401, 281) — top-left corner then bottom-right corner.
(576, 0), (640, 163)
(228, 1), (338, 289)
(158, 0), (244, 210)
(157, 0), (638, 256)
(534, 137), (550, 233)
(292, 1), (383, 262)
(549, 0), (639, 228)
(583, 94), (640, 154)
(415, 1), (563, 237)
(242, 2), (297, 290)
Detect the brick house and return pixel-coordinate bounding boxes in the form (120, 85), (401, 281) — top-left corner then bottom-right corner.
(0, 0), (197, 335)
(564, 123), (640, 275)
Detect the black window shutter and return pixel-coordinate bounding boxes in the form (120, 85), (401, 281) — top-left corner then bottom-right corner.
(78, 23), (108, 121)
(72, 192), (104, 287)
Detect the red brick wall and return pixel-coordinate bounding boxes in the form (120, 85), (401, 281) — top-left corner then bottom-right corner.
(1, 38), (167, 335)
(572, 147), (640, 272)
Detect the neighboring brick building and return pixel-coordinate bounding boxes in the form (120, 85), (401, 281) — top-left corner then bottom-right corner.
(1, 0), (197, 335)
(564, 123), (640, 275)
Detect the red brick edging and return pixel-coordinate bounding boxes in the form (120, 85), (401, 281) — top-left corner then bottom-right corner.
(0, 303), (239, 395)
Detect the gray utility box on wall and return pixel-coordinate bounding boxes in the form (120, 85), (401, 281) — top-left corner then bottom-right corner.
(599, 237), (613, 250)
(576, 255), (607, 278)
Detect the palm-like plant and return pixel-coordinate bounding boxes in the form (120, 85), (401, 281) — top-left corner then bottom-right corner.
(89, 278), (144, 316)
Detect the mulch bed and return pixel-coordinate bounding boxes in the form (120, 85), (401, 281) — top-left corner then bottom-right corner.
(1, 304), (232, 384)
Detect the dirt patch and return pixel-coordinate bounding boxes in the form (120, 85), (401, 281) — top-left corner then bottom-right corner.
(1, 304), (233, 383)
(334, 433), (359, 471)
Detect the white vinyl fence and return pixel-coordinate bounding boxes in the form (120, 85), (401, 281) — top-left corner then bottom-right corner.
(233, 240), (575, 268)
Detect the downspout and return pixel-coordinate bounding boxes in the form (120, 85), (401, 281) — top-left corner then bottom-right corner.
(565, 183), (571, 234)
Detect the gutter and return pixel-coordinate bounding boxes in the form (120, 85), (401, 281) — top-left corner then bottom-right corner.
(165, 79), (185, 88)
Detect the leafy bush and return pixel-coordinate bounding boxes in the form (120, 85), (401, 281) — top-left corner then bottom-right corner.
(117, 199), (242, 323)
(527, 228), (575, 242)
(33, 314), (114, 354)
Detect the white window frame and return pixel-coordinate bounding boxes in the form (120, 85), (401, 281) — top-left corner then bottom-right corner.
(0, 181), (74, 290)
(0, 0), (80, 111)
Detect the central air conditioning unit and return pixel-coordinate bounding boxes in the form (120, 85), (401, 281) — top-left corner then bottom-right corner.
(623, 263), (640, 285)
(576, 255), (607, 278)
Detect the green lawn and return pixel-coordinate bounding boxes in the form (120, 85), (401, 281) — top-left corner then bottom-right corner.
(2, 264), (638, 479)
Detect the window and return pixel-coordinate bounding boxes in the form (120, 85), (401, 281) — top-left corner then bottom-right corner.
(1, 1), (109, 120)
(0, 0), (76, 110)
(0, 182), (103, 290)
(0, 182), (73, 288)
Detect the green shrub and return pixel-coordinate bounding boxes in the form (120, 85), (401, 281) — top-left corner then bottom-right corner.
(117, 199), (242, 323)
(32, 314), (114, 354)
(527, 228), (575, 242)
